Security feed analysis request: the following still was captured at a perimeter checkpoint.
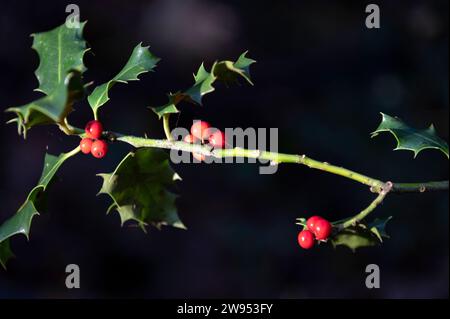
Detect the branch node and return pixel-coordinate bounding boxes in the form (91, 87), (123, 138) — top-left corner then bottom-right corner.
(383, 181), (394, 194)
(297, 154), (306, 164)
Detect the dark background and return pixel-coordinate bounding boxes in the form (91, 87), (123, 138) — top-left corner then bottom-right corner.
(0, 0), (448, 298)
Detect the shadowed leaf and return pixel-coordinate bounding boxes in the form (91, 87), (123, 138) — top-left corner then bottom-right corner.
(98, 148), (185, 231)
(5, 71), (85, 138)
(0, 240), (14, 270)
(331, 217), (393, 252)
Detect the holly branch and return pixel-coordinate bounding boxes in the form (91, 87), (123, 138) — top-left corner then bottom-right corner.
(114, 135), (450, 195)
(55, 127), (449, 195)
(1, 21), (448, 268)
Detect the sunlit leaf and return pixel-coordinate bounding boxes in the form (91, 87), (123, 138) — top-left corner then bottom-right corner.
(0, 148), (79, 269)
(32, 21), (88, 95)
(372, 113), (449, 158)
(88, 43), (159, 118)
(151, 51), (255, 118)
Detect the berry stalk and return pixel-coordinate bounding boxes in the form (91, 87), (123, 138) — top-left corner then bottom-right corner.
(339, 182), (393, 229)
(162, 114), (173, 141)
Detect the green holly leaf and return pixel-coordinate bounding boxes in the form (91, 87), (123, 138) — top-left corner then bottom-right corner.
(150, 92), (184, 119)
(32, 21), (88, 95)
(331, 217), (393, 252)
(184, 63), (216, 105)
(213, 51), (255, 85)
(331, 225), (381, 252)
(0, 148), (80, 269)
(5, 71), (85, 138)
(371, 113), (449, 159)
(0, 192), (40, 269)
(330, 217), (392, 252)
(97, 148), (185, 231)
(151, 52), (255, 118)
(368, 216), (392, 242)
(88, 43), (160, 118)
(0, 240), (14, 269)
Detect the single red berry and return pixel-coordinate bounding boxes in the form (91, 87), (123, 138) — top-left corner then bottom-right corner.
(207, 129), (225, 148)
(183, 134), (204, 161)
(306, 216), (322, 232)
(183, 134), (198, 144)
(85, 120), (104, 139)
(314, 218), (332, 240)
(298, 230), (315, 249)
(79, 138), (93, 154)
(190, 120), (211, 140)
(91, 139), (108, 159)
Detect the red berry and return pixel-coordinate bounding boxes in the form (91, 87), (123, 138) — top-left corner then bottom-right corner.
(298, 230), (315, 249)
(306, 216), (322, 232)
(85, 120), (103, 139)
(183, 134), (204, 161)
(190, 121), (211, 140)
(79, 138), (93, 154)
(206, 129), (225, 148)
(314, 219), (332, 240)
(183, 134), (197, 144)
(91, 139), (108, 158)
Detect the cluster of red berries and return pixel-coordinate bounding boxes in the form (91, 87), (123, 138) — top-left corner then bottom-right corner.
(184, 120), (226, 161)
(79, 120), (108, 158)
(297, 216), (332, 249)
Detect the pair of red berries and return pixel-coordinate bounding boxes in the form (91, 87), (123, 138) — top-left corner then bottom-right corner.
(184, 121), (226, 161)
(79, 120), (108, 158)
(297, 216), (332, 249)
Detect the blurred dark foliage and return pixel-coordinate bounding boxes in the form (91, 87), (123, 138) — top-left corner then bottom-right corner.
(0, 0), (448, 298)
